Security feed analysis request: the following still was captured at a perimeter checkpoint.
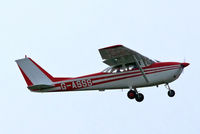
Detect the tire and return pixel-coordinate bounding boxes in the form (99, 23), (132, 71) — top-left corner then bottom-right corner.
(127, 90), (136, 99)
(168, 90), (175, 97)
(135, 93), (144, 102)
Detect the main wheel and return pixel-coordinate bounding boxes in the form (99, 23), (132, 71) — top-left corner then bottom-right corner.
(135, 93), (144, 102)
(168, 90), (175, 97)
(127, 90), (136, 99)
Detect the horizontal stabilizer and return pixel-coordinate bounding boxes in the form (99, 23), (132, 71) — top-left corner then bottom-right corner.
(28, 84), (54, 90)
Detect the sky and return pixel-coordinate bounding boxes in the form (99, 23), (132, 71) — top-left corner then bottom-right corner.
(0, 0), (200, 134)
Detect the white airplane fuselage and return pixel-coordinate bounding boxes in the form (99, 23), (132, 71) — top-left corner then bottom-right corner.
(31, 62), (187, 93)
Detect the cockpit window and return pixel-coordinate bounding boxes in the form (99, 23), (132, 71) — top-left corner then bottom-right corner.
(102, 62), (140, 73)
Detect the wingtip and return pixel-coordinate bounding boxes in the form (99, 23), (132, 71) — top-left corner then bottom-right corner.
(99, 44), (123, 50)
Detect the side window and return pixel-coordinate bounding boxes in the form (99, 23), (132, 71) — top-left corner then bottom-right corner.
(126, 63), (138, 70)
(129, 65), (134, 70)
(120, 67), (124, 72)
(113, 66), (123, 73)
(112, 68), (118, 73)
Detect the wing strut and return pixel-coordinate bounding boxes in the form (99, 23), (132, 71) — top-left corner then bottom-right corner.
(133, 56), (149, 83)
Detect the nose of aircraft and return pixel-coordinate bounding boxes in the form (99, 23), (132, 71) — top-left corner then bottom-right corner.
(181, 63), (190, 68)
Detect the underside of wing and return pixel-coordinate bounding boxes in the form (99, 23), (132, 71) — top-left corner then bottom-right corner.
(99, 45), (155, 67)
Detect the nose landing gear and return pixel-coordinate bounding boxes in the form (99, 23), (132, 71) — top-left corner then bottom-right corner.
(165, 84), (175, 97)
(127, 88), (144, 102)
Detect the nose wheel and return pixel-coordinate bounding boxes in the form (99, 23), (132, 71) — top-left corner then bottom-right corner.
(168, 90), (175, 97)
(127, 88), (144, 102)
(165, 84), (175, 97)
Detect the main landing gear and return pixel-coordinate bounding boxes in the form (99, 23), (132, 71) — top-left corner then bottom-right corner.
(127, 84), (175, 101)
(165, 84), (175, 97)
(127, 88), (144, 102)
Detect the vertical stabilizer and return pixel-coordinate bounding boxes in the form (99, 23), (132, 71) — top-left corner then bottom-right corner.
(16, 57), (53, 86)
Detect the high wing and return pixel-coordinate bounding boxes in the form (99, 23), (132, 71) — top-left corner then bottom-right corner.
(99, 45), (156, 83)
(99, 45), (155, 67)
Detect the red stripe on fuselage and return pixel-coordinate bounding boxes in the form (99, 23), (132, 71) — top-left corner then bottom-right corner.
(93, 67), (180, 86)
(51, 65), (180, 90)
(72, 62), (181, 80)
(75, 72), (106, 79)
(32, 63), (181, 92)
(52, 64), (180, 85)
(91, 65), (180, 81)
(43, 66), (180, 92)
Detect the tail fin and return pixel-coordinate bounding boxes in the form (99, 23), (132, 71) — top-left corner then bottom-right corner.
(15, 57), (54, 86)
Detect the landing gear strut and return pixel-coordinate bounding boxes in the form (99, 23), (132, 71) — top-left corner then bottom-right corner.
(127, 87), (144, 102)
(165, 84), (175, 97)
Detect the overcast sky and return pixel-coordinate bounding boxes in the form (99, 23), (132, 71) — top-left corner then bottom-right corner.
(0, 0), (199, 134)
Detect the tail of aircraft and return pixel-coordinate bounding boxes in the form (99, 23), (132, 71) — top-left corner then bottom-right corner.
(16, 57), (72, 91)
(15, 57), (54, 87)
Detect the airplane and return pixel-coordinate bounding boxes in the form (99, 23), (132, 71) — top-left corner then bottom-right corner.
(15, 45), (189, 102)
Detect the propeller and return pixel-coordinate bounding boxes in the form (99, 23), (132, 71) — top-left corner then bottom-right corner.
(181, 58), (190, 74)
(182, 61), (185, 74)
(183, 58), (186, 74)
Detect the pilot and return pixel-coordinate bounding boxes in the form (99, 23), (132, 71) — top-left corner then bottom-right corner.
(117, 68), (121, 73)
(132, 63), (138, 70)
